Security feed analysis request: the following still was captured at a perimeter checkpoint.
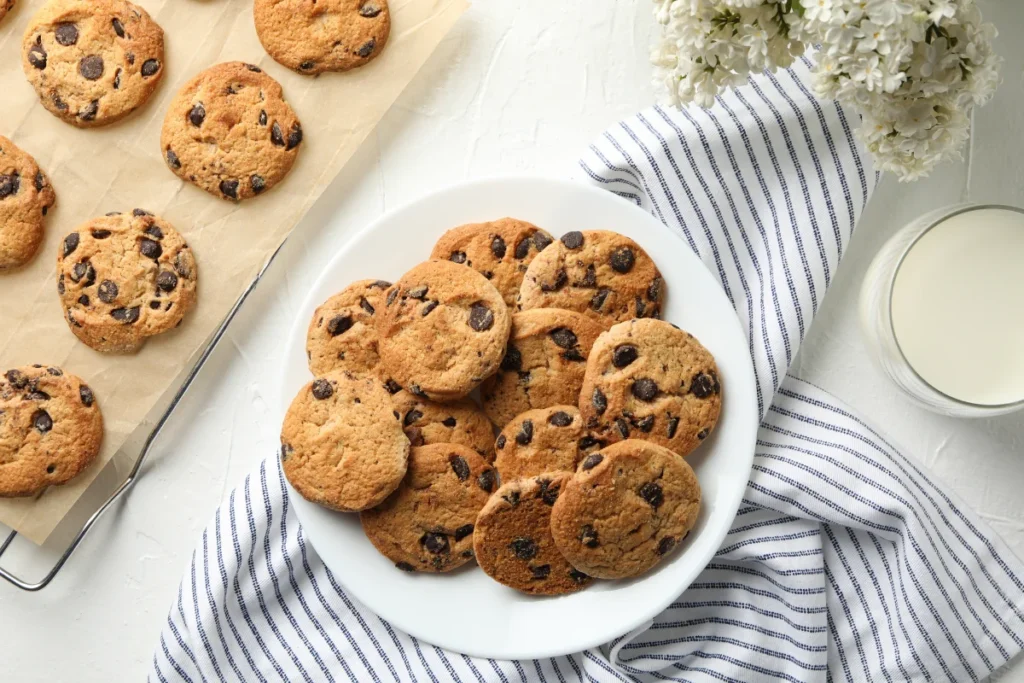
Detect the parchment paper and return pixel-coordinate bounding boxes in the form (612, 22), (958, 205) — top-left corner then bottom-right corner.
(0, 0), (468, 544)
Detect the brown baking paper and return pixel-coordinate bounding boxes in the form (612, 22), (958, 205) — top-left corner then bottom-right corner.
(0, 0), (469, 544)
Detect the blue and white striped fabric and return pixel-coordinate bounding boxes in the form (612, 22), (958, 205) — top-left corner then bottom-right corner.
(152, 58), (1024, 682)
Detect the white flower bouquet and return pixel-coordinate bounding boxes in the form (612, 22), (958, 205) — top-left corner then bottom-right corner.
(652, 0), (1001, 180)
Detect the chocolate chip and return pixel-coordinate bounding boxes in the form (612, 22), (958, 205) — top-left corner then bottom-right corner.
(299, 61), (315, 71)
(149, 301), (160, 309)
(540, 269), (567, 292)
(156, 271), (178, 292)
(271, 122), (285, 146)
(610, 247), (635, 273)
(658, 537), (676, 555)
(578, 435), (600, 450)
(326, 315), (353, 336)
(635, 297), (646, 317)
(189, 103), (206, 127)
(667, 416), (680, 439)
(79, 55), (104, 80)
(515, 420), (533, 445)
(0, 173), (19, 199)
(561, 231), (584, 249)
(141, 59), (160, 77)
(91, 229), (111, 239)
(500, 346), (522, 372)
(112, 18), (125, 37)
(311, 379), (333, 400)
(449, 251), (467, 264)
(52, 94), (68, 111)
(591, 288), (610, 311)
(509, 537), (537, 560)
(697, 428), (710, 440)
(72, 261), (95, 286)
(478, 469), (496, 493)
(57, 274), (65, 295)
(76, 99), (99, 121)
(421, 300), (438, 316)
(441, 416), (456, 428)
(501, 489), (521, 507)
(79, 385), (94, 407)
(55, 23), (79, 46)
(612, 344), (638, 368)
(538, 479), (560, 505)
(569, 568), (590, 584)
(408, 384), (428, 399)
(246, 64), (262, 72)
(219, 179), (239, 199)
(615, 418), (630, 439)
(579, 525), (599, 548)
(647, 277), (662, 302)
(530, 565), (551, 580)
(174, 251), (193, 278)
(251, 175), (266, 195)
(384, 379), (402, 394)
(34, 172), (45, 192)
(110, 306), (140, 323)
(636, 415), (655, 433)
(61, 233), (79, 258)
(140, 238), (162, 260)
(46, 367), (62, 376)
(5, 370), (27, 389)
(354, 297), (374, 317)
(449, 454), (470, 481)
(396, 562), (415, 572)
(468, 303), (493, 331)
(28, 41), (47, 70)
(422, 533), (449, 555)
(166, 149), (181, 170)
(533, 231), (552, 251)
(549, 327), (577, 349)
(77, 294), (90, 306)
(639, 482), (663, 509)
(513, 238), (532, 260)
(691, 372), (719, 398)
(454, 524), (474, 542)
(126, 52), (135, 65)
(495, 436), (507, 452)
(489, 235), (506, 259)
(386, 288), (398, 306)
(286, 123), (303, 151)
(97, 280), (118, 303)
(258, 109), (268, 127)
(549, 411), (573, 427)
(407, 285), (428, 300)
(371, 280), (391, 289)
(26, 389), (50, 401)
(33, 409), (52, 433)
(581, 453), (603, 470)
(353, 39), (375, 58)
(591, 387), (607, 414)
(359, 2), (382, 17)
(632, 378), (659, 401)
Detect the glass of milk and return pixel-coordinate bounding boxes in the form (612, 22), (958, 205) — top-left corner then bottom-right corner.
(860, 204), (1024, 417)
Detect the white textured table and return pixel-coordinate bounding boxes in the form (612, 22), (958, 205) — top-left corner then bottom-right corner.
(2, 1), (1023, 680)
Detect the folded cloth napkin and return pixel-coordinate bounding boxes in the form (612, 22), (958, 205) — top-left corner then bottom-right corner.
(151, 58), (1024, 683)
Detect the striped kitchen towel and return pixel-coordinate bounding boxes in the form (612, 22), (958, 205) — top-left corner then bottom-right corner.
(151, 57), (1024, 682)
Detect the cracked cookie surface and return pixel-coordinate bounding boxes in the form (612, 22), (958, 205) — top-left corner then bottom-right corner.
(474, 472), (592, 595)
(377, 260), (511, 402)
(281, 370), (409, 512)
(391, 390), (495, 462)
(0, 136), (56, 270)
(550, 439), (700, 579)
(161, 61), (303, 201)
(481, 308), (602, 427)
(254, 0), (390, 74)
(518, 230), (663, 327)
(57, 210), (197, 353)
(361, 443), (495, 573)
(306, 278), (391, 376)
(22, 0), (164, 127)
(431, 218), (554, 307)
(0, 365), (103, 497)
(493, 405), (600, 481)
(579, 318), (721, 458)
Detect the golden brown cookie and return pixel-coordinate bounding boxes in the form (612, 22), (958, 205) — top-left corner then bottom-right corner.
(392, 390), (495, 462)
(0, 365), (103, 497)
(306, 278), (392, 376)
(57, 210), (198, 353)
(480, 308), (603, 427)
(430, 218), (554, 307)
(360, 443), (497, 573)
(21, 0), (165, 127)
(579, 319), (721, 458)
(518, 230), (663, 327)
(377, 260), (511, 402)
(281, 370), (409, 512)
(0, 136), (56, 270)
(161, 62), (303, 201)
(550, 440), (701, 580)
(254, 0), (390, 74)
(494, 406), (603, 481)
(474, 472), (591, 595)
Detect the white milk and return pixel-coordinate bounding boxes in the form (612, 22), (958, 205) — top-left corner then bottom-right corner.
(890, 207), (1024, 406)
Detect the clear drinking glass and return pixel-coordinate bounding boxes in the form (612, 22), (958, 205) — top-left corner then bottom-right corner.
(859, 203), (1024, 418)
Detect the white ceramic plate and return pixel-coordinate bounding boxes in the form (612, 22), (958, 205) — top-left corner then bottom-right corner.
(279, 177), (758, 660)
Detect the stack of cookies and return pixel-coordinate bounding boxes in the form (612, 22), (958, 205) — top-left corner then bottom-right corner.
(282, 218), (722, 596)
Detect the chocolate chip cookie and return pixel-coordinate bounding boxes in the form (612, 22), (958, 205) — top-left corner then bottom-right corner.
(494, 406), (602, 481)
(474, 472), (591, 595)
(57, 210), (198, 353)
(377, 260), (511, 402)
(254, 0), (390, 75)
(1, 0), (15, 25)
(550, 439), (701, 580)
(0, 365), (103, 497)
(281, 370), (409, 512)
(360, 443), (496, 573)
(392, 390), (495, 462)
(22, 0), (165, 127)
(306, 278), (391, 376)
(518, 230), (663, 327)
(579, 318), (721, 458)
(161, 62), (303, 201)
(430, 218), (555, 307)
(0, 136), (56, 270)
(480, 308), (603, 427)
